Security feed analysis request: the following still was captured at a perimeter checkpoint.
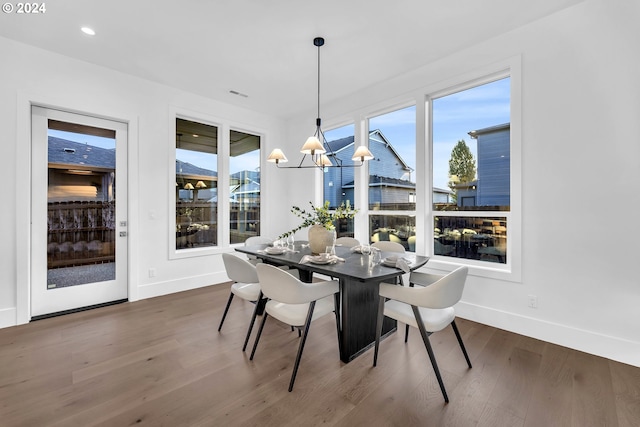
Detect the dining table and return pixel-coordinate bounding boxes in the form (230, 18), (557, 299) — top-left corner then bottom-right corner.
(235, 241), (429, 363)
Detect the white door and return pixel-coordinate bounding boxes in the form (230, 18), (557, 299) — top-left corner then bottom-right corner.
(31, 106), (128, 318)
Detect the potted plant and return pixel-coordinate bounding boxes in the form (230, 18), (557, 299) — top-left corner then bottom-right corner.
(280, 200), (358, 254)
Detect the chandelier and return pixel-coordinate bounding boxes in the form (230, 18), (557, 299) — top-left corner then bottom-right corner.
(267, 37), (374, 169)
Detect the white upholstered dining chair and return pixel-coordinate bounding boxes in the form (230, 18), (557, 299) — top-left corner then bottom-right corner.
(334, 236), (360, 248)
(244, 236), (274, 265)
(218, 253), (264, 351)
(373, 265), (472, 403)
(371, 240), (405, 253)
(251, 263), (340, 392)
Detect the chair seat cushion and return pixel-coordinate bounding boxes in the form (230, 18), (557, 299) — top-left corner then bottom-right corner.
(265, 295), (335, 327)
(230, 282), (261, 301)
(384, 300), (454, 332)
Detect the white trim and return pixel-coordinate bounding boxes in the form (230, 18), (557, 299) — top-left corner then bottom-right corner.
(456, 301), (640, 367)
(137, 272), (229, 300)
(0, 307), (16, 329)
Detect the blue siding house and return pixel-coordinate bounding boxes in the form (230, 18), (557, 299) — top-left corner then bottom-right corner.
(323, 129), (415, 209)
(457, 123), (510, 208)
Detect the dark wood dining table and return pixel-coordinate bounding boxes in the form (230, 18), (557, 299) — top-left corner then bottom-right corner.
(235, 242), (429, 363)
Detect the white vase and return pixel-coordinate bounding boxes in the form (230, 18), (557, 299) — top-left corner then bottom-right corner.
(308, 224), (336, 254)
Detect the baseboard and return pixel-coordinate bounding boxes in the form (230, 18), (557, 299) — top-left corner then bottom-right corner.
(137, 271), (229, 301)
(0, 307), (17, 329)
(456, 301), (640, 368)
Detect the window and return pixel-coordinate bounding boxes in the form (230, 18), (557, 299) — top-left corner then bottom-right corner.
(323, 124), (356, 238)
(229, 130), (261, 244)
(431, 77), (510, 264)
(366, 106), (416, 251)
(174, 116), (262, 253)
(175, 118), (218, 250)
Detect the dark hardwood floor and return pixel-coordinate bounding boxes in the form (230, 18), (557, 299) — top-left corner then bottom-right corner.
(1, 282), (638, 426)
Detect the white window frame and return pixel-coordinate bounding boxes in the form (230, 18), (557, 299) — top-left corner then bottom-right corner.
(169, 106), (264, 259)
(344, 56), (521, 282)
(361, 102), (419, 249)
(424, 58), (521, 282)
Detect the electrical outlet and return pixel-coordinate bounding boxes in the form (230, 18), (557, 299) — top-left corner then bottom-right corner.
(527, 295), (538, 308)
(149, 268), (156, 278)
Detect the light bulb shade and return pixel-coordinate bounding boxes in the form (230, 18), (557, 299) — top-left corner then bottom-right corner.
(316, 154), (333, 167)
(352, 145), (374, 162)
(300, 136), (326, 155)
(267, 149), (288, 163)
(195, 180), (207, 189)
(183, 182), (194, 190)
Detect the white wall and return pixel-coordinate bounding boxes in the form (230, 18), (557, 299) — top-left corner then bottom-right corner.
(0, 36), (286, 326)
(285, 0), (640, 366)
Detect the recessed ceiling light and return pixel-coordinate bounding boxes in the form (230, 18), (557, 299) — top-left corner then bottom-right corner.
(81, 27), (96, 36)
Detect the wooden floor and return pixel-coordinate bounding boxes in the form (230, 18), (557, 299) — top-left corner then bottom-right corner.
(1, 282), (639, 427)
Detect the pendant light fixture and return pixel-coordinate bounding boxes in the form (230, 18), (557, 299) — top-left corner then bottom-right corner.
(267, 37), (374, 169)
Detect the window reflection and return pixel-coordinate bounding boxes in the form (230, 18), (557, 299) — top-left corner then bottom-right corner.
(434, 216), (507, 263)
(229, 130), (261, 244)
(368, 215), (416, 251)
(176, 118), (218, 249)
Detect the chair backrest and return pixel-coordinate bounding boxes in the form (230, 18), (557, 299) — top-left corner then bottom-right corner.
(257, 263), (336, 305)
(372, 241), (405, 253)
(415, 266), (468, 309)
(222, 253), (259, 284)
(245, 236), (273, 246)
(255, 263), (307, 304)
(407, 235), (416, 252)
(335, 237), (360, 248)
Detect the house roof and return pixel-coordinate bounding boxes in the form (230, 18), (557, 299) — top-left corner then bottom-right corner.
(48, 137), (115, 169)
(325, 130), (413, 172)
(468, 123), (510, 139)
(342, 175), (417, 189)
(176, 160), (217, 178)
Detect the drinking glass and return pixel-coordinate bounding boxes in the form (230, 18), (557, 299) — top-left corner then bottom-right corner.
(326, 245), (335, 257)
(371, 249), (382, 265)
(286, 235), (295, 248)
(361, 244), (371, 256)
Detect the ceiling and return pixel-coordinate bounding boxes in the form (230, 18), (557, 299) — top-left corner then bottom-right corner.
(0, 0), (583, 119)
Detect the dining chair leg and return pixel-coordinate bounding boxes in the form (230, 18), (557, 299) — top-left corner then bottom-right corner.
(333, 292), (342, 358)
(217, 293), (235, 331)
(405, 282), (415, 343)
(288, 301), (316, 392)
(451, 319), (472, 369)
(412, 305), (449, 403)
(250, 310), (269, 360)
(373, 295), (386, 367)
(242, 292), (263, 352)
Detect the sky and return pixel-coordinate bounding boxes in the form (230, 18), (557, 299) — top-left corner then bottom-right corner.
(49, 129), (115, 150)
(49, 77), (509, 186)
(325, 77), (510, 190)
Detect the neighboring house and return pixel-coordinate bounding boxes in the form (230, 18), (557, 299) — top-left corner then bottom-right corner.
(323, 130), (453, 207)
(323, 129), (415, 208)
(47, 137), (115, 201)
(456, 123), (510, 207)
(433, 187), (453, 204)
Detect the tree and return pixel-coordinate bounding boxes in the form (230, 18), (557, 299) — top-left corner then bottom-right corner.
(448, 139), (476, 203)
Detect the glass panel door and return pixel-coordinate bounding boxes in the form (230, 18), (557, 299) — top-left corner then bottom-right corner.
(31, 106), (128, 317)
